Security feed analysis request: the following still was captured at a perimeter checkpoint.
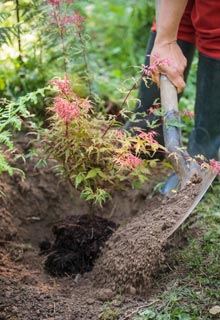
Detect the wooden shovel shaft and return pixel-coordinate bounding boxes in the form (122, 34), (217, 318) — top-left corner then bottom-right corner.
(160, 74), (179, 113)
(160, 75), (189, 177)
(160, 74), (183, 153)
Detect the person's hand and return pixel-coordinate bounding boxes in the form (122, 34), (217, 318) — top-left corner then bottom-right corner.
(150, 41), (187, 93)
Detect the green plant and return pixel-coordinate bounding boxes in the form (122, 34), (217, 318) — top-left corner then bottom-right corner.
(0, 86), (50, 176)
(0, 12), (17, 46)
(81, 0), (154, 102)
(1, 0), (52, 104)
(99, 305), (121, 320)
(45, 77), (164, 206)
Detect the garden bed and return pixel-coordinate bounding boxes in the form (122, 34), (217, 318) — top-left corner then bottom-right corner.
(0, 134), (194, 320)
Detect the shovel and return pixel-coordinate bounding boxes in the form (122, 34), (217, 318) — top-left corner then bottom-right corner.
(155, 0), (216, 237)
(160, 74), (216, 237)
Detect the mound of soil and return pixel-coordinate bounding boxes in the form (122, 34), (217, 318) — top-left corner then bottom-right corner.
(41, 214), (117, 276)
(92, 178), (204, 293)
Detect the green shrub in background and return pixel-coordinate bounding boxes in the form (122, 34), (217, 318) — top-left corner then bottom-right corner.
(81, 0), (155, 102)
(1, 0), (154, 102)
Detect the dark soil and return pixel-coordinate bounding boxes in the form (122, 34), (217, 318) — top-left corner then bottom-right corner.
(0, 133), (203, 319)
(41, 214), (117, 276)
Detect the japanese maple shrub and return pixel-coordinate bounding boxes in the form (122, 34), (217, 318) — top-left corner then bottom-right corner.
(45, 77), (165, 206)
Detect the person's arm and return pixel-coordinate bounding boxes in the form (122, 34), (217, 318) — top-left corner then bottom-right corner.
(150, 0), (188, 93)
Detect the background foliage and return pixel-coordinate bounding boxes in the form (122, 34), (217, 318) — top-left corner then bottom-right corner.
(0, 0), (197, 178)
(1, 0), (154, 100)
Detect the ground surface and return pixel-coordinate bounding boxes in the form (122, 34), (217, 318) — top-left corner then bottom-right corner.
(0, 134), (208, 320)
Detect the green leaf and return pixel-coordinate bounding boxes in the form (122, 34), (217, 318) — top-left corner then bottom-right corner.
(86, 168), (102, 179)
(0, 153), (13, 175)
(75, 173), (85, 189)
(0, 131), (13, 149)
(86, 168), (98, 179)
(97, 170), (108, 179)
(138, 309), (156, 319)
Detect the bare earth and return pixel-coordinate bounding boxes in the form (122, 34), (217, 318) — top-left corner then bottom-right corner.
(0, 134), (201, 319)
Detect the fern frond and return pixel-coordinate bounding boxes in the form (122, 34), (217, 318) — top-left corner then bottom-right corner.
(0, 12), (11, 23)
(0, 131), (13, 149)
(0, 153), (14, 176)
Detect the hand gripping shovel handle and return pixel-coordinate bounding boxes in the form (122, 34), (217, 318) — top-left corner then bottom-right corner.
(155, 0), (189, 177)
(155, 0), (201, 185)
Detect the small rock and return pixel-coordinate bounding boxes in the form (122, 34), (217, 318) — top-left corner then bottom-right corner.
(128, 286), (136, 295)
(87, 298), (95, 305)
(12, 306), (18, 313)
(96, 288), (114, 301)
(5, 291), (11, 298)
(74, 273), (81, 283)
(15, 296), (20, 302)
(161, 222), (169, 230)
(209, 305), (220, 315)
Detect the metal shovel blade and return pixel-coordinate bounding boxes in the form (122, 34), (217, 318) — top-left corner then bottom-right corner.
(167, 171), (216, 238)
(160, 75), (217, 237)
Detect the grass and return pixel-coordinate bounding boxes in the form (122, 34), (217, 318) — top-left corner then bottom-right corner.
(132, 180), (220, 320)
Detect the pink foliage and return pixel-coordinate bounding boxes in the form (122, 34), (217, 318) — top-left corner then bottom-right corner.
(47, 0), (60, 5)
(137, 129), (158, 144)
(117, 153), (142, 170)
(50, 11), (85, 31)
(148, 103), (161, 115)
(52, 97), (80, 124)
(50, 78), (92, 123)
(81, 98), (92, 113)
(181, 109), (194, 119)
(71, 12), (85, 31)
(116, 130), (123, 137)
(201, 158), (220, 174)
(50, 77), (72, 96)
(47, 0), (74, 5)
(142, 54), (171, 77)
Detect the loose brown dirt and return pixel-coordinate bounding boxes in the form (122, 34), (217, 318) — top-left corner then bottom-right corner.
(0, 133), (202, 319)
(92, 179), (203, 294)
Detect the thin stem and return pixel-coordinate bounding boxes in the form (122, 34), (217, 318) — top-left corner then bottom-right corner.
(15, 0), (22, 63)
(101, 76), (142, 138)
(52, 5), (67, 74)
(120, 76), (142, 109)
(78, 32), (92, 98)
(65, 122), (69, 137)
(60, 31), (67, 74)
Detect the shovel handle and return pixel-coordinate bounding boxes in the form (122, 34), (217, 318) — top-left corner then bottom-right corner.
(160, 75), (179, 113)
(160, 75), (189, 177)
(160, 74), (183, 152)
